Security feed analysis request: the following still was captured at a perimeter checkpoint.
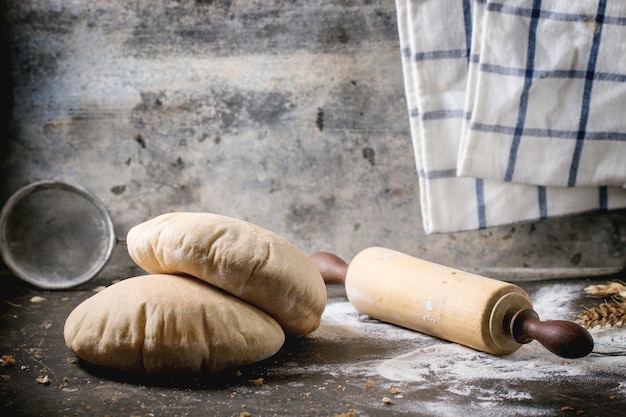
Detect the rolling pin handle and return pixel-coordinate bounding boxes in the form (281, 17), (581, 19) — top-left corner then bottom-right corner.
(507, 309), (594, 359)
(309, 252), (348, 285)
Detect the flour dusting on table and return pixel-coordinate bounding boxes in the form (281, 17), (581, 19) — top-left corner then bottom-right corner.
(376, 281), (626, 382)
(301, 281), (626, 415)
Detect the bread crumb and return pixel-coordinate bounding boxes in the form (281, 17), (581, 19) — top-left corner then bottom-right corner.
(1, 355), (16, 368)
(389, 385), (399, 395)
(36, 375), (51, 385)
(30, 296), (46, 303)
(333, 411), (356, 417)
(250, 377), (263, 386)
(382, 396), (392, 404)
(561, 406), (574, 411)
(364, 379), (374, 388)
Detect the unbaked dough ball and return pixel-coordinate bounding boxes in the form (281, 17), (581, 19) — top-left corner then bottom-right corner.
(126, 212), (327, 337)
(64, 274), (285, 374)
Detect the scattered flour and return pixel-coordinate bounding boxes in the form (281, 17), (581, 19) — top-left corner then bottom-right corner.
(378, 341), (599, 383)
(300, 280), (626, 415)
(375, 281), (626, 383)
(530, 281), (586, 320)
(312, 298), (432, 343)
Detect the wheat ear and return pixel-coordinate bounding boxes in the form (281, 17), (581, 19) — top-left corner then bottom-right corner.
(578, 300), (626, 329)
(583, 281), (626, 299)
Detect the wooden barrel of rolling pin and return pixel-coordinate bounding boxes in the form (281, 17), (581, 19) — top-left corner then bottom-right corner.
(310, 247), (594, 358)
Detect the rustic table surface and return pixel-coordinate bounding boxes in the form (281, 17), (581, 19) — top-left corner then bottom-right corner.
(2, 273), (626, 417)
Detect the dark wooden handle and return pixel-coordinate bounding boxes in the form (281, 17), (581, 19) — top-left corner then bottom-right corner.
(309, 251), (349, 285)
(507, 309), (594, 359)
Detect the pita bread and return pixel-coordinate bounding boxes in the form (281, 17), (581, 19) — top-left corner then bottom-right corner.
(126, 212), (326, 337)
(64, 274), (285, 374)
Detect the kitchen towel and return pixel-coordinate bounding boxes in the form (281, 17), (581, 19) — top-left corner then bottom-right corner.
(396, 0), (626, 233)
(459, 0), (626, 188)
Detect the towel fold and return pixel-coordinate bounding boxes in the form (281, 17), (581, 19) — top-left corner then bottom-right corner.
(395, 0), (626, 234)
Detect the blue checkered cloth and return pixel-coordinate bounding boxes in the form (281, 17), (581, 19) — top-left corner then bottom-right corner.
(396, 0), (626, 233)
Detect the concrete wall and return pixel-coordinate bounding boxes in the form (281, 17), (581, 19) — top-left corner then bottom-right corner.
(2, 0), (625, 283)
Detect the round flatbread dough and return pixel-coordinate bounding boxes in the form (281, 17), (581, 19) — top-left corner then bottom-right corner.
(126, 212), (327, 337)
(64, 274), (285, 374)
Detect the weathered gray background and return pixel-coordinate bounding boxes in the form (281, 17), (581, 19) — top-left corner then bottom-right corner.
(1, 0), (625, 284)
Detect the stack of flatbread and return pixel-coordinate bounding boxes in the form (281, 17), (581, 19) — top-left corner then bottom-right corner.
(63, 213), (327, 374)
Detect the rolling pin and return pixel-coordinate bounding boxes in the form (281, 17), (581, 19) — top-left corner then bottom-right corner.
(310, 247), (594, 359)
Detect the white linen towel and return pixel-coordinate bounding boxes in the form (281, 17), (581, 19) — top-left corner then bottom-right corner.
(396, 0), (626, 233)
(459, 0), (626, 188)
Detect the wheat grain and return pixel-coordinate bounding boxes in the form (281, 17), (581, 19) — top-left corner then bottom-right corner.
(578, 300), (626, 329)
(583, 281), (626, 299)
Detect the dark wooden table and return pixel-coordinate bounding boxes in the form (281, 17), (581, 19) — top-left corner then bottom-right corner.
(2, 274), (625, 417)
